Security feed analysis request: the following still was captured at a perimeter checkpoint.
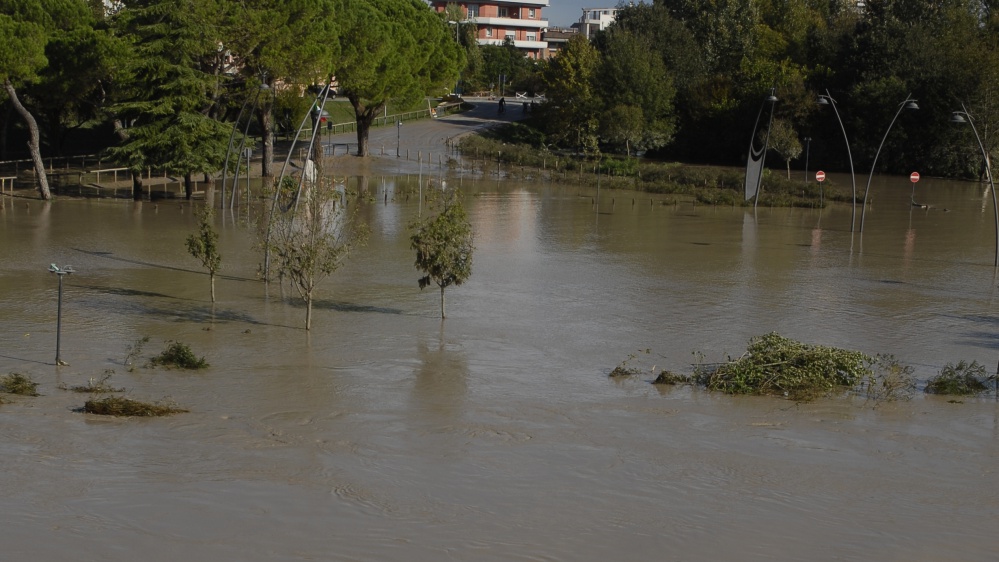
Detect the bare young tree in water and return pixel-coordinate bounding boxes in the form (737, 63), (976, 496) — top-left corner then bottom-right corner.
(411, 184), (474, 319)
(270, 161), (367, 330)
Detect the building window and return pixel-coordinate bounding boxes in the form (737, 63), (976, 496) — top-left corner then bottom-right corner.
(526, 32), (536, 41)
(467, 5), (478, 18)
(485, 27), (492, 37)
(529, 8), (536, 18)
(498, 7), (508, 17)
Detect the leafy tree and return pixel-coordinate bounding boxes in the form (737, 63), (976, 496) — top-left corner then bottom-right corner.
(334, 0), (463, 156)
(595, 29), (676, 154)
(271, 164), (368, 330)
(0, 0), (78, 200)
(765, 118), (802, 179)
(107, 0), (234, 200)
(227, 0), (338, 178)
(410, 186), (473, 319)
(25, 4), (121, 157)
(539, 34), (601, 154)
(186, 204), (222, 303)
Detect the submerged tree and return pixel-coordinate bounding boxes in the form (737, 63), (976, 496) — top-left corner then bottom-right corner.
(271, 162), (368, 330)
(186, 204), (222, 302)
(410, 185), (474, 319)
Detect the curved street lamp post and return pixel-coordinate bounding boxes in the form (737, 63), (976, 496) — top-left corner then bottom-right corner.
(951, 104), (999, 267)
(744, 87), (778, 208)
(817, 90), (857, 232)
(860, 94), (919, 233)
(222, 83), (270, 210)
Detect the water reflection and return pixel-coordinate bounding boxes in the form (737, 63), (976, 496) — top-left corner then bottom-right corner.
(411, 323), (468, 423)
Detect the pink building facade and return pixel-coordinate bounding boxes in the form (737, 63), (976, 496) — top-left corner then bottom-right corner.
(431, 1), (550, 59)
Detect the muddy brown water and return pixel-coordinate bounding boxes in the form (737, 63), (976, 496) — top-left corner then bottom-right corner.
(2, 172), (999, 561)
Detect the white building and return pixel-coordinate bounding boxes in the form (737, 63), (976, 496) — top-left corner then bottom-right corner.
(580, 7), (620, 39)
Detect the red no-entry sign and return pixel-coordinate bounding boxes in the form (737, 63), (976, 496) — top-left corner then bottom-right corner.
(911, 171), (920, 183)
(816, 170), (826, 182)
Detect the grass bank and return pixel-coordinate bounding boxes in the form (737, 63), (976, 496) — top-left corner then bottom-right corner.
(458, 123), (847, 208)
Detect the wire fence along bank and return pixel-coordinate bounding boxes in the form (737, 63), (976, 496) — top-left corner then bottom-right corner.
(0, 103), (461, 197)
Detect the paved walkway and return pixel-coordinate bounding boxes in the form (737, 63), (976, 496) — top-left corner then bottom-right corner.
(301, 97), (521, 176)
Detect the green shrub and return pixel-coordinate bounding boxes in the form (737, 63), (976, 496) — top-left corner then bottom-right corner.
(150, 341), (208, 369)
(599, 157), (639, 177)
(1, 373), (39, 396)
(925, 360), (993, 395)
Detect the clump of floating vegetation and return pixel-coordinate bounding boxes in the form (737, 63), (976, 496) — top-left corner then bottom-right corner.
(609, 349), (651, 377)
(59, 370), (126, 393)
(83, 396), (188, 417)
(1, 373), (40, 396)
(694, 333), (871, 401)
(925, 360), (994, 396)
(855, 354), (917, 404)
(653, 370), (693, 385)
(149, 341), (208, 370)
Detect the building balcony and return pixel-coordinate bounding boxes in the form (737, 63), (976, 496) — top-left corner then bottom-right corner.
(488, 0), (549, 7)
(478, 39), (547, 50)
(474, 17), (548, 29)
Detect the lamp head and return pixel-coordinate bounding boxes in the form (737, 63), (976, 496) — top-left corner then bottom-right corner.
(903, 100), (918, 110)
(766, 94), (778, 103)
(816, 96), (831, 106)
(950, 112), (968, 124)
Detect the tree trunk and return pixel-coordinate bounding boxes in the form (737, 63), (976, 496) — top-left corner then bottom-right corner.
(349, 97), (381, 157)
(132, 174), (144, 201)
(258, 96), (274, 178)
(210, 272), (216, 303)
(305, 292), (313, 331)
(184, 172), (193, 200)
(786, 160), (791, 180)
(4, 79), (51, 200)
(440, 285), (446, 319)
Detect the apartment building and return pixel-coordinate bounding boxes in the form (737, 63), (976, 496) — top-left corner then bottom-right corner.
(579, 7), (620, 39)
(430, 1), (550, 59)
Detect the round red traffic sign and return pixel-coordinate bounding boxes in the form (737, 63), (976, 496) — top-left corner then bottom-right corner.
(816, 170), (826, 182)
(910, 171), (920, 183)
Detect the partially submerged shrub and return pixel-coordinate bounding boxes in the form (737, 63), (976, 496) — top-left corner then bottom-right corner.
(653, 370), (692, 385)
(858, 354), (916, 403)
(1, 373), (39, 396)
(695, 332), (871, 401)
(609, 349), (652, 377)
(83, 396), (188, 417)
(150, 341), (208, 369)
(60, 370), (125, 393)
(925, 360), (994, 396)
(124, 336), (150, 371)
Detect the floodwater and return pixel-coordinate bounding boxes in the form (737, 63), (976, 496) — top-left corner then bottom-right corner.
(2, 172), (999, 561)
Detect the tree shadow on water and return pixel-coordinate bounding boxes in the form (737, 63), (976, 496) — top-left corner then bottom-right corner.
(303, 298), (405, 316)
(72, 248), (256, 282)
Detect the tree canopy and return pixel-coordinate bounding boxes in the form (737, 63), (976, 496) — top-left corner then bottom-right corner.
(335, 0), (463, 156)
